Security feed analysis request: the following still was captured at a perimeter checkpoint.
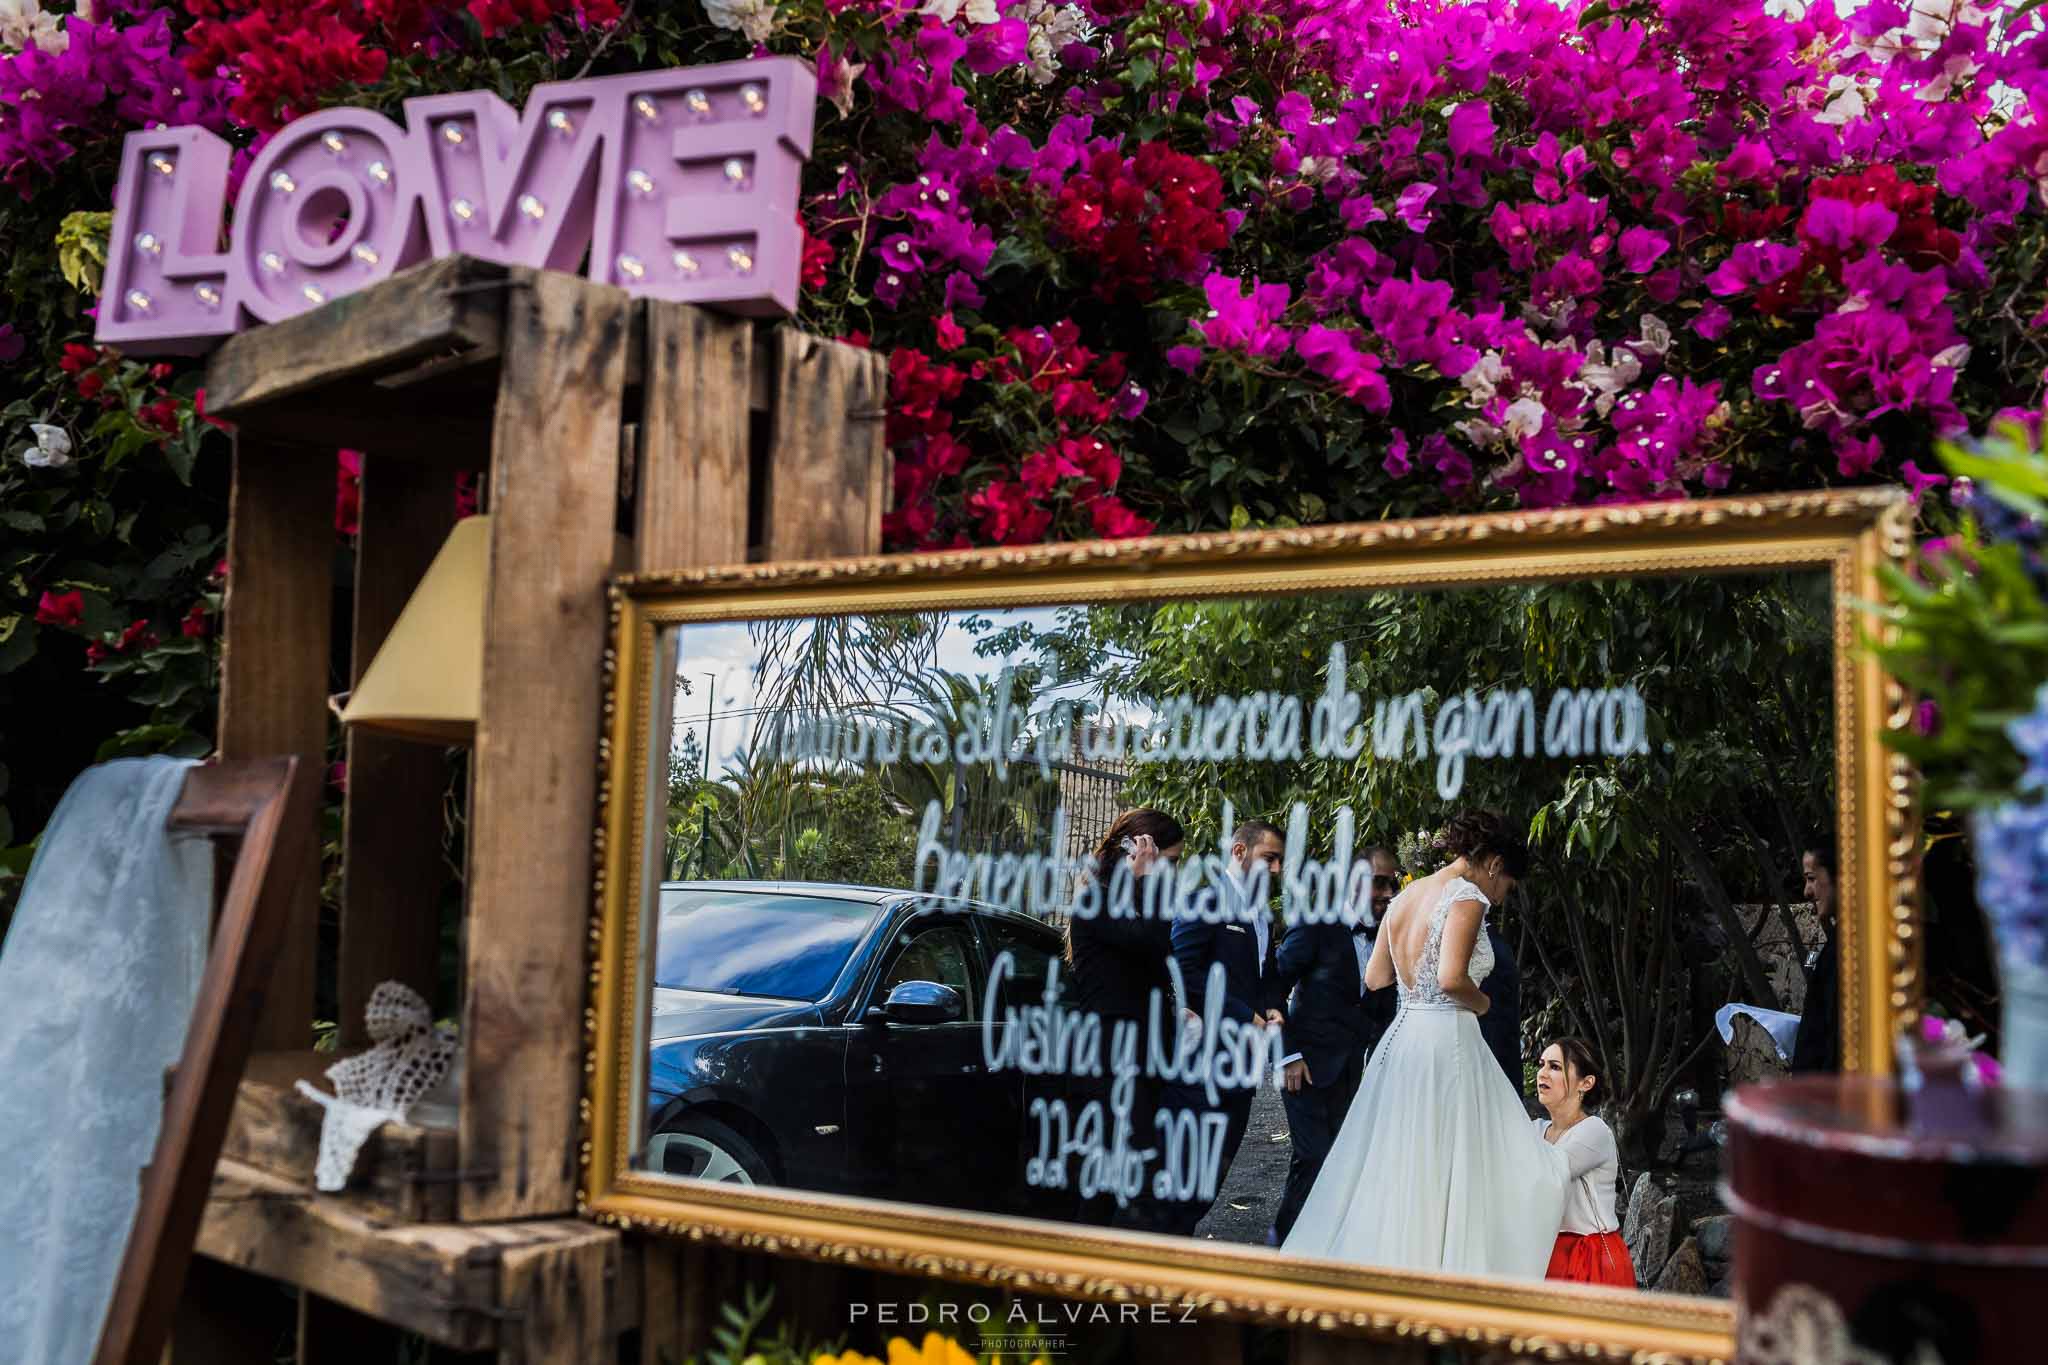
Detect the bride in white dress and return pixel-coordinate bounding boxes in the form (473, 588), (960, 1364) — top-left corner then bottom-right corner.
(1282, 811), (1570, 1278)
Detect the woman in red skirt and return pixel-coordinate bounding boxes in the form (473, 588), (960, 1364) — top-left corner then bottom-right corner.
(1532, 1037), (1637, 1287)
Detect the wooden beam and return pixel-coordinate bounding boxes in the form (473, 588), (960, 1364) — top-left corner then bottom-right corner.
(636, 303), (753, 571)
(93, 757), (313, 1365)
(341, 454), (463, 1039)
(186, 1161), (622, 1351)
(760, 329), (888, 561)
(499, 1230), (620, 1365)
(217, 435), (331, 1050)
(460, 268), (631, 1220)
(204, 256), (508, 419)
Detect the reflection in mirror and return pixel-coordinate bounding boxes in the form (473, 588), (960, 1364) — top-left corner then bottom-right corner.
(636, 571), (1837, 1297)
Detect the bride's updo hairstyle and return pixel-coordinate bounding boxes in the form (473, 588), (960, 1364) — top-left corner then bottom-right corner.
(1439, 809), (1531, 879)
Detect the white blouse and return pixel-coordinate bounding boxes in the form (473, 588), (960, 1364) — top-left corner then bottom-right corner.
(1533, 1115), (1620, 1235)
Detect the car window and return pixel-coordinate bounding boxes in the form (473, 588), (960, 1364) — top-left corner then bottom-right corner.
(877, 923), (977, 1016)
(655, 889), (880, 1000)
(983, 918), (1060, 1009)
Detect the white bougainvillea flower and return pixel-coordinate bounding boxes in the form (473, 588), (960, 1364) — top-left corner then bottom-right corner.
(1501, 397), (1547, 443)
(703, 0), (777, 44)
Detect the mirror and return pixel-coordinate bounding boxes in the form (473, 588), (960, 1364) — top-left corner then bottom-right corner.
(586, 492), (1915, 1361)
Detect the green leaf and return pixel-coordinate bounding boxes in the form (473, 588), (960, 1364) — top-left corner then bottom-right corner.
(1128, 57), (1158, 91)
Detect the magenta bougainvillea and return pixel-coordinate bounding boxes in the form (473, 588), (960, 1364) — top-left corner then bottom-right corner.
(9, 0), (2048, 856)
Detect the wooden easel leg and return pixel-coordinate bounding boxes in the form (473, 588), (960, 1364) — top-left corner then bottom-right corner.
(163, 1257), (295, 1364)
(218, 435), (331, 1052)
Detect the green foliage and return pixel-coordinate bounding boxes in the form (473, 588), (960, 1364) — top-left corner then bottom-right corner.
(784, 774), (918, 888)
(678, 1284), (842, 1365)
(1868, 421), (2048, 809)
(55, 212), (111, 297)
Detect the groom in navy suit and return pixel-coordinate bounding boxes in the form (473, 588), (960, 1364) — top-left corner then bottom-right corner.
(1269, 846), (1402, 1242)
(1153, 819), (1287, 1236)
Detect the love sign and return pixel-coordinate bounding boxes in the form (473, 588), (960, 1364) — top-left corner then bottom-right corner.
(96, 57), (817, 355)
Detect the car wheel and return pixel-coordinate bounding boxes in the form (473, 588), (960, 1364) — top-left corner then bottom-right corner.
(646, 1115), (772, 1184)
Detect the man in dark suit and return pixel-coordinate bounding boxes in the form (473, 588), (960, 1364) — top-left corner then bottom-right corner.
(1478, 924), (1523, 1094)
(1154, 819), (1287, 1235)
(1270, 848), (1401, 1242)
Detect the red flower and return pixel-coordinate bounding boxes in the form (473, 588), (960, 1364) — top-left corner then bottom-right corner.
(59, 343), (98, 374)
(965, 479), (1053, 545)
(935, 312), (966, 351)
(454, 470), (480, 519)
(84, 642), (109, 665)
(1084, 494), (1155, 540)
(181, 602), (212, 638)
(184, 10), (392, 134)
(34, 590), (84, 628)
(138, 398), (181, 434)
(148, 363), (174, 382)
(116, 619), (160, 652)
(1048, 141), (1232, 301)
(194, 387), (235, 432)
(800, 217), (836, 291)
(75, 372), (104, 401)
(209, 557), (230, 582)
(335, 448), (363, 537)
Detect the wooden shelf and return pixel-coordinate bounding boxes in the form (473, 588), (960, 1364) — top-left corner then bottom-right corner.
(194, 1160), (632, 1356)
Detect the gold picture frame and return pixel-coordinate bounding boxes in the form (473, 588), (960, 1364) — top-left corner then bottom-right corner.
(582, 488), (1919, 1363)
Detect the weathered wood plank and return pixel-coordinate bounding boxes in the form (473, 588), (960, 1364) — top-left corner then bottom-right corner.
(217, 436), (330, 1051)
(459, 268), (632, 1221)
(637, 303), (753, 571)
(499, 1230), (619, 1365)
(761, 329), (888, 561)
(342, 454), (464, 1041)
(189, 1161), (610, 1351)
(204, 256), (508, 418)
(174, 1050), (457, 1223)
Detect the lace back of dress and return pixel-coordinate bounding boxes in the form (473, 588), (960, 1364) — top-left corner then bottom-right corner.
(1402, 876), (1490, 1008)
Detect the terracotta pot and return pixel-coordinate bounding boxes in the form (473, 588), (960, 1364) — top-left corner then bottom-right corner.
(1724, 1074), (2048, 1364)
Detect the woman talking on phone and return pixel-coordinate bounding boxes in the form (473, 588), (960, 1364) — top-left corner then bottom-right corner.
(1063, 808), (1185, 1227)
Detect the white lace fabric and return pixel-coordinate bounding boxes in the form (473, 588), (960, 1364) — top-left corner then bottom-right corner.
(296, 981), (456, 1192)
(1399, 875), (1494, 1009)
(0, 758), (208, 1364)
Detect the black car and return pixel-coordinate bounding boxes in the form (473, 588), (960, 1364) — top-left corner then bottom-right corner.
(642, 881), (1070, 1217)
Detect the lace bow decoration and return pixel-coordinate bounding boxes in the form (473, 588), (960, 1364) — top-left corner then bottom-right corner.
(294, 981), (457, 1193)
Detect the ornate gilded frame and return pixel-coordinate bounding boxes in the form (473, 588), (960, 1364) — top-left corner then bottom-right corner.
(583, 489), (1919, 1363)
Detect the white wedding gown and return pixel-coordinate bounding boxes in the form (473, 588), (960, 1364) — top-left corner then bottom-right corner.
(1282, 876), (1568, 1278)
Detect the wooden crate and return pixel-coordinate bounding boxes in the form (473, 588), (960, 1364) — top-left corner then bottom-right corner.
(201, 254), (885, 1228)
